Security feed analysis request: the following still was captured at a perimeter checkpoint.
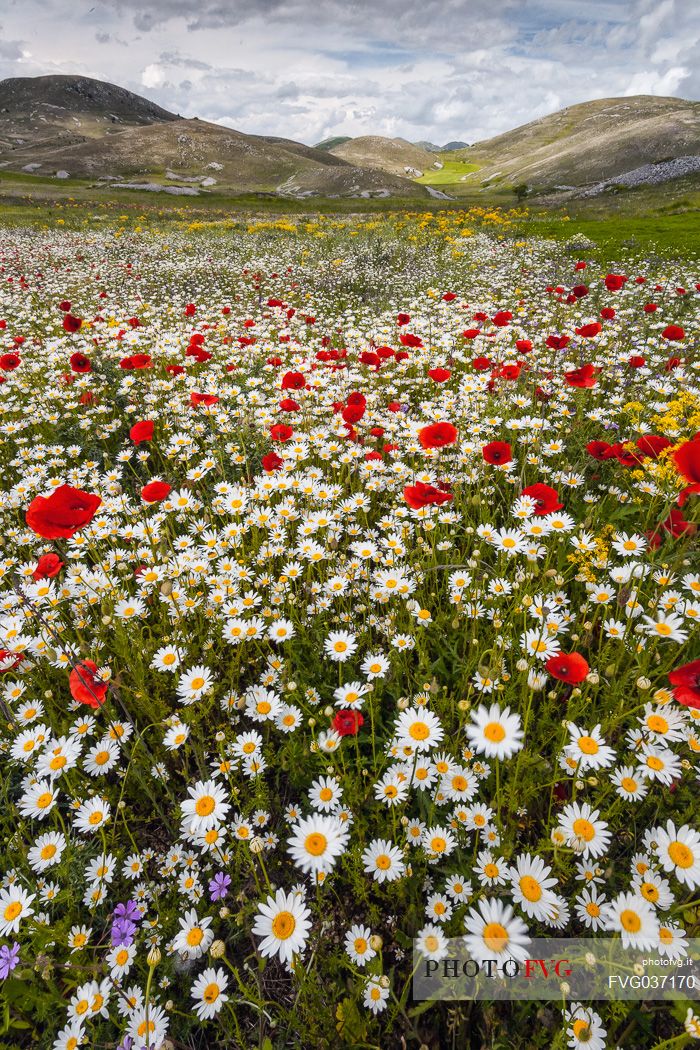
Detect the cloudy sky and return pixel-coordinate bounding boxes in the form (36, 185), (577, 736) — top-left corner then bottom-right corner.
(0, 0), (698, 144)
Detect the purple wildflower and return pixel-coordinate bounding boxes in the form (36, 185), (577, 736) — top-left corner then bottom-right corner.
(0, 943), (20, 979)
(208, 872), (231, 901)
(113, 900), (141, 924)
(111, 918), (137, 947)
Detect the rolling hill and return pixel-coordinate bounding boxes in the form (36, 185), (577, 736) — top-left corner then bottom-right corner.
(328, 136), (442, 177)
(0, 75), (179, 160)
(314, 136), (352, 152)
(451, 95), (700, 190)
(2, 77), (699, 202)
(0, 76), (427, 199)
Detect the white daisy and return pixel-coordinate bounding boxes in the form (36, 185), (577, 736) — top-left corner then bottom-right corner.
(252, 888), (311, 964)
(466, 703), (523, 760)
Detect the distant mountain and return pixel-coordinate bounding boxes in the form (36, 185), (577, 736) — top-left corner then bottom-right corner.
(0, 76), (428, 199)
(415, 139), (469, 152)
(449, 95), (700, 188)
(328, 136), (442, 177)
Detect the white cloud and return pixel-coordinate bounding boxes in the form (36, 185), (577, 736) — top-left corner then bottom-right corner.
(0, 0), (696, 144)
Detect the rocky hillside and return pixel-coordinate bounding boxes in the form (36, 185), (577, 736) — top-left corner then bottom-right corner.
(451, 95), (700, 189)
(0, 75), (178, 159)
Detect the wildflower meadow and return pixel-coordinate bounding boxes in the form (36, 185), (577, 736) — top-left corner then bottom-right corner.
(0, 208), (698, 1049)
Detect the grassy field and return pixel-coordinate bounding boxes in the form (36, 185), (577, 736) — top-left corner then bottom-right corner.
(415, 159), (482, 185)
(0, 204), (698, 1050)
(0, 166), (698, 263)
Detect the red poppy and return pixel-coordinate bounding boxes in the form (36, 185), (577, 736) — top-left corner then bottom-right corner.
(190, 392), (219, 407)
(270, 423), (293, 442)
(482, 441), (512, 465)
(496, 363), (521, 381)
(600, 307), (615, 320)
(70, 352), (91, 372)
(673, 438), (700, 484)
(185, 303), (196, 316)
(69, 660), (108, 708)
(668, 659), (700, 709)
(120, 354), (152, 370)
(279, 398), (299, 412)
(472, 356), (492, 370)
(403, 482), (454, 510)
(515, 339), (532, 353)
(575, 322), (602, 338)
(262, 452), (283, 472)
(586, 440), (611, 460)
(129, 421), (154, 443)
(62, 314), (83, 333)
(26, 485), (101, 539)
(58, 300), (72, 312)
(428, 367), (451, 382)
(186, 347), (212, 362)
(644, 303), (657, 313)
(342, 403), (365, 425)
(604, 274), (627, 291)
(648, 508), (696, 548)
(141, 481), (171, 503)
(397, 312), (410, 326)
(635, 435), (671, 459)
(442, 292), (457, 302)
(281, 371), (306, 390)
(359, 351), (380, 367)
(628, 355), (646, 368)
(521, 483), (562, 516)
(492, 310), (512, 326)
(0, 353), (20, 370)
(609, 443), (642, 467)
(565, 363), (598, 388)
(546, 335), (570, 350)
(545, 652), (589, 684)
(32, 553), (64, 581)
(463, 328), (481, 340)
(419, 422), (458, 450)
(332, 709), (364, 736)
(662, 324), (685, 341)
(572, 284), (588, 298)
(399, 333), (422, 348)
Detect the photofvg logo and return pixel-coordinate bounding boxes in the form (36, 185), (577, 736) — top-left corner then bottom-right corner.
(412, 938), (700, 1001)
